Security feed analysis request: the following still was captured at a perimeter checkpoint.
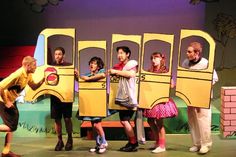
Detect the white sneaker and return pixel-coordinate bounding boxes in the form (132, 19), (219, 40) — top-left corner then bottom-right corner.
(98, 147), (106, 154)
(89, 145), (99, 153)
(98, 142), (108, 154)
(151, 146), (166, 153)
(189, 146), (200, 152)
(199, 146), (210, 154)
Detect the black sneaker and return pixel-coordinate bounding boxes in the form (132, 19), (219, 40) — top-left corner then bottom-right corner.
(119, 142), (129, 151)
(65, 138), (73, 151)
(55, 140), (64, 151)
(119, 142), (138, 152)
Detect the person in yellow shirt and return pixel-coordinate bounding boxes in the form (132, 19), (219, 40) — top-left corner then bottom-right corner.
(0, 56), (44, 157)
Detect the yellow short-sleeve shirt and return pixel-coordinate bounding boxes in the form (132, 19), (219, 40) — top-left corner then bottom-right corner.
(0, 67), (33, 103)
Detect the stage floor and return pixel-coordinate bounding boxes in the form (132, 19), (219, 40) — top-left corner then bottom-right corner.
(0, 134), (235, 157)
(0, 95), (221, 138)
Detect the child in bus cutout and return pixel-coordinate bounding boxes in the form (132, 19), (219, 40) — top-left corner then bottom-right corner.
(143, 52), (178, 153)
(75, 56), (108, 154)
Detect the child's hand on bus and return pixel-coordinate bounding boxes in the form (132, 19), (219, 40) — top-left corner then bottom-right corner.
(74, 69), (79, 78)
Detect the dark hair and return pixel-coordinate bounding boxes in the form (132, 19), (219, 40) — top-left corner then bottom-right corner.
(89, 56), (104, 70)
(54, 47), (65, 55)
(116, 46), (131, 59)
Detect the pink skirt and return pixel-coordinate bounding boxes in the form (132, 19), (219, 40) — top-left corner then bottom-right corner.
(143, 98), (178, 119)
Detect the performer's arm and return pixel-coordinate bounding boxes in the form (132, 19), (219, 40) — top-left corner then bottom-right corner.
(81, 73), (105, 82)
(0, 87), (14, 108)
(0, 73), (18, 108)
(28, 77), (45, 90)
(109, 69), (136, 78)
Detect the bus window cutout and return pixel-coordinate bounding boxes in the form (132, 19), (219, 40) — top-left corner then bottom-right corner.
(78, 41), (107, 117)
(109, 34), (141, 110)
(179, 36), (209, 70)
(47, 35), (73, 66)
(24, 28), (75, 103)
(175, 29), (215, 108)
(138, 33), (174, 109)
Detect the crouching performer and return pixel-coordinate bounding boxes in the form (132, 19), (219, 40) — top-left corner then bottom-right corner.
(0, 56), (44, 157)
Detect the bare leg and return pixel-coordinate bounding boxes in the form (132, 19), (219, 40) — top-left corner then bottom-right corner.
(94, 121), (107, 150)
(151, 119), (166, 153)
(3, 132), (12, 154)
(0, 124), (12, 132)
(94, 122), (105, 137)
(120, 120), (135, 138)
(0, 124), (12, 154)
(147, 118), (158, 141)
(91, 121), (107, 153)
(156, 119), (166, 148)
(91, 122), (98, 145)
(120, 120), (136, 144)
(156, 119), (165, 139)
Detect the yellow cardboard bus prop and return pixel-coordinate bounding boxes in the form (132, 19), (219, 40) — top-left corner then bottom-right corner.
(109, 34), (141, 110)
(23, 28), (216, 116)
(138, 33), (174, 109)
(78, 41), (107, 117)
(25, 28), (75, 103)
(175, 29), (216, 108)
